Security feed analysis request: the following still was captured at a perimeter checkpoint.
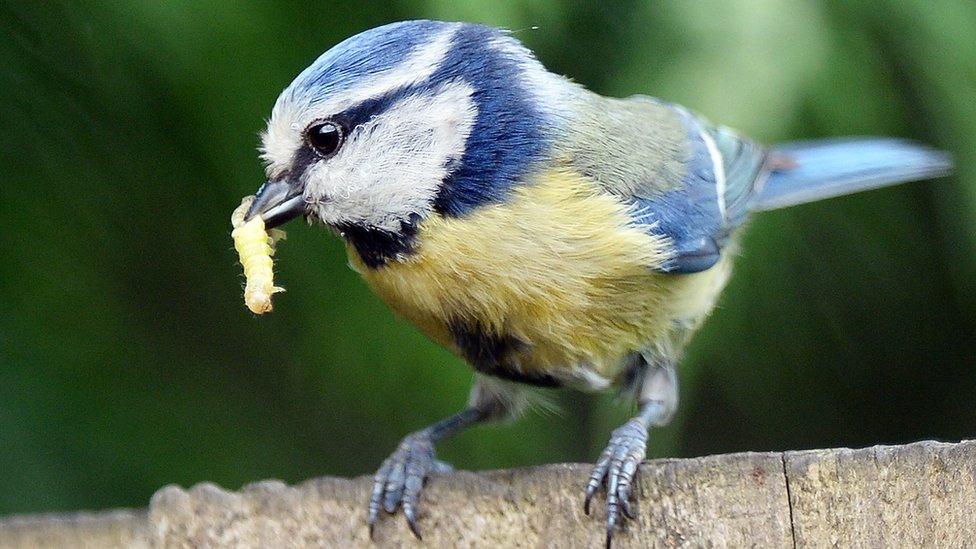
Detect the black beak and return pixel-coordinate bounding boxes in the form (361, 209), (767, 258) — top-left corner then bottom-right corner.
(244, 180), (305, 229)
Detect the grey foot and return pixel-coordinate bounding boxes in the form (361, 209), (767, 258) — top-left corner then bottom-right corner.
(584, 418), (648, 548)
(367, 432), (452, 539)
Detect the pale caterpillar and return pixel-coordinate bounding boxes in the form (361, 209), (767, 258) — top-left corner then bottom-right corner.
(231, 196), (286, 314)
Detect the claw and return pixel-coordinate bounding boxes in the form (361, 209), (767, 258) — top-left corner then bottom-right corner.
(404, 503), (422, 540)
(618, 456), (639, 519)
(584, 483), (600, 515)
(368, 506), (380, 537)
(584, 448), (612, 515)
(585, 418), (649, 543)
(365, 431), (442, 539)
(368, 459), (390, 538)
(621, 496), (637, 520)
(403, 463), (425, 539)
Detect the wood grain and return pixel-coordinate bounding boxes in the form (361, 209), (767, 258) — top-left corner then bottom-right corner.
(1, 440), (972, 548)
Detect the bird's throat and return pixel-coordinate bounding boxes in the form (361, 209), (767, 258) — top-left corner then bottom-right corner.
(334, 214), (422, 269)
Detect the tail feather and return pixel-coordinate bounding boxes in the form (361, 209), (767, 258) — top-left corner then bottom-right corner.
(752, 138), (953, 211)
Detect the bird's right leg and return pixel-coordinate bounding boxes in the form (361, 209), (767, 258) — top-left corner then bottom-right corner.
(367, 375), (524, 539)
(585, 356), (679, 547)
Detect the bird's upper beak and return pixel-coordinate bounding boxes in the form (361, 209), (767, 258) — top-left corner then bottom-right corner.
(244, 180), (306, 229)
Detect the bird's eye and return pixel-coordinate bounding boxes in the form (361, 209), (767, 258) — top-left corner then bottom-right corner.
(306, 121), (344, 157)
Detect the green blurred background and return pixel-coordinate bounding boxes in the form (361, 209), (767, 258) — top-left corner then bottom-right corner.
(2, 0), (975, 515)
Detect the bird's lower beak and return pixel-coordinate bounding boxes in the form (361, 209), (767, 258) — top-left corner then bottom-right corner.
(244, 180), (306, 229)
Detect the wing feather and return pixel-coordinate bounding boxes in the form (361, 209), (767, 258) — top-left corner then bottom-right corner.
(563, 95), (768, 274)
(624, 104), (766, 272)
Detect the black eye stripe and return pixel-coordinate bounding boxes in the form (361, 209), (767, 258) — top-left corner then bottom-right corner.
(289, 145), (320, 180)
(289, 85), (415, 178)
(333, 87), (405, 128)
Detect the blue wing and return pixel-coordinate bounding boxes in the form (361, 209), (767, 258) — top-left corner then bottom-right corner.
(630, 106), (767, 274)
(570, 97), (948, 274)
(631, 126), (952, 273)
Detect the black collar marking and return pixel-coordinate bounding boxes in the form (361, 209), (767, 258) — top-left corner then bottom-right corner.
(336, 213), (422, 269)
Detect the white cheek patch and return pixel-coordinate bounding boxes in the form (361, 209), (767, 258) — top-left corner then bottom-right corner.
(304, 81), (477, 231)
(260, 26), (460, 177)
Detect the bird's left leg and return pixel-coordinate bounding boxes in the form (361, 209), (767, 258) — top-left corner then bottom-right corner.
(584, 356), (678, 545)
(367, 376), (521, 539)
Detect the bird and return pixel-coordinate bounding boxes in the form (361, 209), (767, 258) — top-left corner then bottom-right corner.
(243, 19), (953, 546)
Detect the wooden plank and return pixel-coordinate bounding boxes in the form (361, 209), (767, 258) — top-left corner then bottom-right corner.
(784, 440), (976, 547)
(149, 452), (792, 548)
(1, 440), (974, 547)
(0, 509), (149, 549)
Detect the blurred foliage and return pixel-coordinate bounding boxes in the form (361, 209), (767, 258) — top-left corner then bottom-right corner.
(1, 0), (975, 515)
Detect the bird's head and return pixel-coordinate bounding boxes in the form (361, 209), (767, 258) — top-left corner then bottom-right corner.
(245, 20), (573, 266)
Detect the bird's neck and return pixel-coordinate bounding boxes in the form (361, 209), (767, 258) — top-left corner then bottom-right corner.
(332, 213), (423, 269)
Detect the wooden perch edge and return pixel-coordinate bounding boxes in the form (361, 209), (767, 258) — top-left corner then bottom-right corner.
(1, 440), (974, 548)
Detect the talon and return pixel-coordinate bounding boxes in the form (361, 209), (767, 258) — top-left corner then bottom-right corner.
(364, 431), (443, 539)
(587, 418), (650, 542)
(405, 508), (423, 540)
(367, 505), (379, 531)
(617, 469), (637, 519)
(584, 450), (612, 515)
(621, 496), (637, 520)
(367, 504), (379, 534)
(584, 485), (597, 515)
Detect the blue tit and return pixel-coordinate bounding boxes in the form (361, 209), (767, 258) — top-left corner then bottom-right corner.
(243, 20), (952, 544)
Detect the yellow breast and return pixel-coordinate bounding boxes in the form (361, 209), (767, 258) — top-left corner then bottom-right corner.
(350, 168), (732, 385)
